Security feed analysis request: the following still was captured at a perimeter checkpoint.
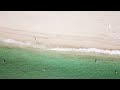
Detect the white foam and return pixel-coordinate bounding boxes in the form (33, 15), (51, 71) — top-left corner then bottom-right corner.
(1, 38), (32, 46)
(0, 37), (46, 49)
(48, 48), (120, 55)
(0, 37), (120, 55)
(3, 39), (31, 46)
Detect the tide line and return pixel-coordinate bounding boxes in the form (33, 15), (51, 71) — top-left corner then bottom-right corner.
(0, 37), (120, 55)
(47, 48), (120, 55)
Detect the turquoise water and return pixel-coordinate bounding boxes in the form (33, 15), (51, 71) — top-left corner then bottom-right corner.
(0, 45), (120, 79)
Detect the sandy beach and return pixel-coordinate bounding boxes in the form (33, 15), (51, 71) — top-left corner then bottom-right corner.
(0, 11), (120, 50)
(1, 12), (120, 79)
(0, 26), (120, 51)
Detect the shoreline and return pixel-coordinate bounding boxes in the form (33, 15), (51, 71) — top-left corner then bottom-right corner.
(0, 26), (120, 53)
(1, 37), (120, 55)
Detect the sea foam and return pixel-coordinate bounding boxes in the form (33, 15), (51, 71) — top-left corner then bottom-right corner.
(0, 37), (32, 46)
(0, 37), (120, 55)
(48, 48), (120, 55)
(0, 38), (46, 49)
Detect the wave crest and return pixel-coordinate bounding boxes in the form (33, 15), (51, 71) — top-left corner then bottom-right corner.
(1, 37), (120, 55)
(48, 48), (120, 55)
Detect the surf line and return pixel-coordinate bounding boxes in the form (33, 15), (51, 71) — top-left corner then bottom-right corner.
(47, 48), (120, 55)
(1, 38), (120, 55)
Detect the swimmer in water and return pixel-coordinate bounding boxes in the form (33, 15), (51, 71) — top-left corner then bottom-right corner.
(115, 70), (118, 74)
(95, 59), (97, 63)
(3, 59), (5, 63)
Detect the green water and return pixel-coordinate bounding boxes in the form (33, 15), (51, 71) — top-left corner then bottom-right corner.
(0, 45), (120, 79)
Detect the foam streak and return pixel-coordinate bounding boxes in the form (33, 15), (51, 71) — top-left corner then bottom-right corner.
(0, 38), (120, 55)
(48, 48), (120, 55)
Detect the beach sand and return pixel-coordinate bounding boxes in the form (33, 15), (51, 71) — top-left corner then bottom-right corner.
(0, 26), (120, 50)
(0, 12), (120, 50)
(0, 11), (120, 50)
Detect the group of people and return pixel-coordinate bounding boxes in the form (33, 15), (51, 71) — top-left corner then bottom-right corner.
(94, 59), (118, 74)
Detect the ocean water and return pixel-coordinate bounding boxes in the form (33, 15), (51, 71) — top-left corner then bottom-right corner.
(0, 43), (120, 79)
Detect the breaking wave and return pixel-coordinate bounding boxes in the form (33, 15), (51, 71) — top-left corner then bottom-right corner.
(48, 48), (120, 55)
(0, 37), (120, 55)
(0, 37), (46, 48)
(1, 38), (32, 46)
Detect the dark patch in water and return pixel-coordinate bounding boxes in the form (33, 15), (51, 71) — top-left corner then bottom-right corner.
(95, 59), (97, 63)
(115, 70), (118, 74)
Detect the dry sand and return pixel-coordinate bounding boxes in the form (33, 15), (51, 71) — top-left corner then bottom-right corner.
(0, 11), (120, 50)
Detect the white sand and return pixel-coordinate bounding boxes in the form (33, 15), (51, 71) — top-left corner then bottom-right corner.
(0, 11), (120, 51)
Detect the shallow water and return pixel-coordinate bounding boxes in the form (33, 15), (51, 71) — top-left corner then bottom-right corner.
(0, 44), (120, 79)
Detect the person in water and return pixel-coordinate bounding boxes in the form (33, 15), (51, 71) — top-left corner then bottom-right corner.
(95, 59), (97, 63)
(3, 59), (6, 63)
(115, 70), (118, 74)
